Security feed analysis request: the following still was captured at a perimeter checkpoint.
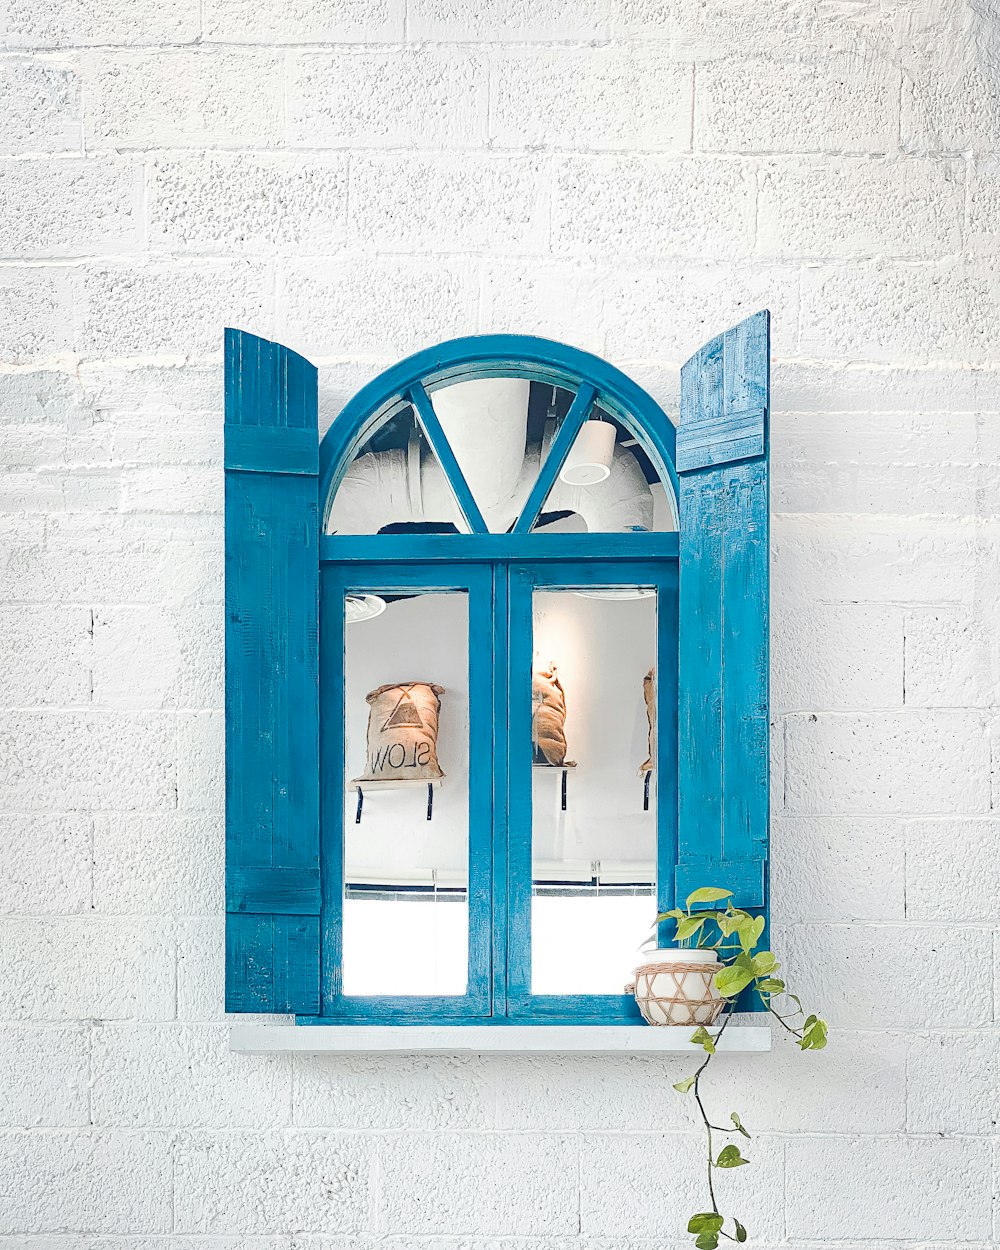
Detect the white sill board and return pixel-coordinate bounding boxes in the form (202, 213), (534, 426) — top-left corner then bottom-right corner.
(230, 1024), (771, 1055)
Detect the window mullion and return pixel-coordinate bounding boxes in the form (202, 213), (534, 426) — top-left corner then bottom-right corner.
(491, 561), (511, 1019)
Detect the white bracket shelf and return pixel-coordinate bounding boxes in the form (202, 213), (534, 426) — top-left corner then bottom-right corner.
(230, 1024), (771, 1055)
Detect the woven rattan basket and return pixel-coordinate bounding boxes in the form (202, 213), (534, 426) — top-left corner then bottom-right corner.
(627, 952), (725, 1027)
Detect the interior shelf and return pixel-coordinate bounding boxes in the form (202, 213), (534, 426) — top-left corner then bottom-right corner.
(229, 1023), (772, 1055)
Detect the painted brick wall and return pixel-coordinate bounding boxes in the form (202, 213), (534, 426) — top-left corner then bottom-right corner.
(1, 0), (998, 1244)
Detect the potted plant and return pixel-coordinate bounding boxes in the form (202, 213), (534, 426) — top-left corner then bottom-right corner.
(645, 887), (828, 1250)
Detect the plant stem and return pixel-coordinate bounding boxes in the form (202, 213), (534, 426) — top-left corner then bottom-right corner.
(692, 1009), (733, 1224)
(766, 1001), (804, 1039)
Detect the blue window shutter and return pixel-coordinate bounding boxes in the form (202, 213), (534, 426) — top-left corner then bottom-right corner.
(676, 311), (770, 910)
(224, 329), (321, 1014)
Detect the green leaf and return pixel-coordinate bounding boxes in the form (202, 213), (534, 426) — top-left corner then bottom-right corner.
(787, 993), (803, 1012)
(715, 1144), (749, 1168)
(716, 910), (749, 938)
(756, 978), (785, 995)
(800, 1018), (829, 1051)
(738, 915), (766, 953)
(675, 915), (707, 942)
(688, 1214), (725, 1235)
(730, 1111), (751, 1139)
(656, 909), (686, 922)
(690, 1026), (716, 1054)
(734, 1219), (748, 1243)
(803, 1013), (818, 1029)
(715, 954), (756, 998)
(686, 887), (733, 908)
(673, 1074), (697, 1093)
(694, 1233), (719, 1250)
(751, 950), (778, 976)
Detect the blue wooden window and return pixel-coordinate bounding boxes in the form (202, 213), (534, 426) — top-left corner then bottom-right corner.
(224, 320), (770, 1023)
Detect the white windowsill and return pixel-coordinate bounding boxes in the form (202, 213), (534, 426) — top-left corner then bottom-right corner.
(230, 1023), (772, 1055)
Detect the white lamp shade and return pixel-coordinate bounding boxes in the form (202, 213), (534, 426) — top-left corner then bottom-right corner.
(575, 587), (655, 601)
(345, 593), (387, 624)
(559, 420), (616, 486)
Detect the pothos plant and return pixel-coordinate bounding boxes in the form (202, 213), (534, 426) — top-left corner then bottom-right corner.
(660, 887), (828, 1250)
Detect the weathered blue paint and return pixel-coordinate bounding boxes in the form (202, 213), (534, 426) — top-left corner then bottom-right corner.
(224, 329), (321, 1015)
(225, 324), (771, 1024)
(676, 311), (770, 916)
(320, 532), (679, 564)
(491, 562), (511, 1021)
(656, 572), (681, 949)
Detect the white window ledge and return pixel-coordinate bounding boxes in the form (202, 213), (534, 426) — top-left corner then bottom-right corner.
(230, 1024), (771, 1055)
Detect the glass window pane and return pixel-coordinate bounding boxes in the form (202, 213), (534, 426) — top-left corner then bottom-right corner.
(342, 590), (470, 996)
(429, 378), (576, 533)
(530, 587), (658, 995)
(531, 407), (675, 535)
(328, 380), (597, 537)
(327, 406), (472, 536)
(327, 384), (675, 538)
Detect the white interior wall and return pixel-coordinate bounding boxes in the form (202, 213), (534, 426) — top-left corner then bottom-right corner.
(344, 593), (471, 882)
(532, 590), (658, 872)
(1, 0), (999, 1243)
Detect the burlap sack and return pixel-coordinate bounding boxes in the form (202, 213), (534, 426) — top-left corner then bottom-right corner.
(352, 681), (445, 787)
(532, 662), (575, 767)
(640, 668), (655, 773)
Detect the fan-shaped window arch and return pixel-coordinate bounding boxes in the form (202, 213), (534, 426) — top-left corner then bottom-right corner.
(224, 319), (771, 1026)
(319, 335), (680, 540)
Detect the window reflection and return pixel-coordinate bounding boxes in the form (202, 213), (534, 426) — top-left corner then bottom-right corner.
(531, 407), (674, 535)
(326, 384), (676, 537)
(342, 590), (470, 996)
(530, 589), (657, 994)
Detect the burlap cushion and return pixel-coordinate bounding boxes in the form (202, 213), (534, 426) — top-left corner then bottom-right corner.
(640, 668), (655, 773)
(532, 662), (575, 767)
(352, 681), (445, 787)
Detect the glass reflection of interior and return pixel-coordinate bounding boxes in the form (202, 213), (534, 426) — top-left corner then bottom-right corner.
(327, 405), (472, 536)
(530, 589), (657, 995)
(342, 590), (469, 996)
(326, 382), (675, 536)
(530, 405), (673, 535)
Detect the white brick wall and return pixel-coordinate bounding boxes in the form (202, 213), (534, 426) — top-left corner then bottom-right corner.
(0, 0), (996, 1245)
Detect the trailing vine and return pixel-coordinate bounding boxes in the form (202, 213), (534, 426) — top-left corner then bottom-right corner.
(661, 887), (828, 1250)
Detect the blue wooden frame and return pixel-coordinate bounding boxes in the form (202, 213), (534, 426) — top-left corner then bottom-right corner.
(676, 312), (770, 912)
(312, 556), (680, 1027)
(224, 330), (322, 1016)
(225, 323), (770, 1022)
(311, 334), (684, 1025)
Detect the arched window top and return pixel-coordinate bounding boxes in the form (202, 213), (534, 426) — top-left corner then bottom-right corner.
(319, 335), (680, 538)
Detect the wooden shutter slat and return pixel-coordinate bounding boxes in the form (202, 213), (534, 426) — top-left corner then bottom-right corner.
(227, 866), (322, 915)
(675, 857), (767, 910)
(674, 407), (766, 471)
(225, 328), (321, 1015)
(224, 425), (320, 476)
(676, 311), (769, 911)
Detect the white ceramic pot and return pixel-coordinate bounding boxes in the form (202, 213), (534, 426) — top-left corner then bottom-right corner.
(629, 947), (725, 1026)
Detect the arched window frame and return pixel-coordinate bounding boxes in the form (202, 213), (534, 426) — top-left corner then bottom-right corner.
(224, 320), (770, 1025)
(319, 334), (681, 542)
